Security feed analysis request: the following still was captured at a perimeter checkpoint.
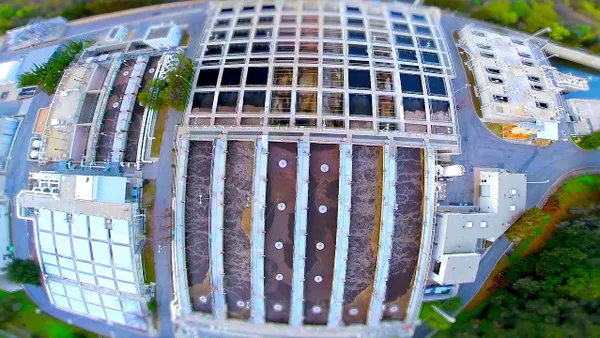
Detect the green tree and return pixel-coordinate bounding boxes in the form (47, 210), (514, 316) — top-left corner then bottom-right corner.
(138, 79), (167, 111)
(18, 39), (92, 93)
(440, 218), (600, 337)
(548, 22), (571, 42)
(162, 53), (194, 111)
(424, 0), (469, 12)
(504, 207), (542, 243)
(4, 259), (40, 285)
(512, 277), (541, 297)
(523, 1), (559, 34)
(511, 0), (531, 19)
(470, 0), (518, 26)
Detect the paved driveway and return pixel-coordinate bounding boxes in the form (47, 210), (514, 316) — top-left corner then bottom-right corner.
(413, 13), (600, 338)
(4, 3), (210, 337)
(140, 6), (209, 337)
(440, 14), (600, 209)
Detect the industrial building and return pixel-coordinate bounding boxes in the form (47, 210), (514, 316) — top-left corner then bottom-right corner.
(32, 50), (172, 167)
(456, 26), (578, 141)
(431, 169), (526, 285)
(143, 23), (183, 50)
(172, 1), (450, 337)
(15, 172), (150, 330)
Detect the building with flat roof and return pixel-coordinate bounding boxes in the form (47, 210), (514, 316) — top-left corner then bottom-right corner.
(458, 26), (561, 124)
(16, 172), (150, 330)
(186, 0), (458, 152)
(172, 1), (448, 337)
(142, 23), (182, 50)
(431, 169), (526, 285)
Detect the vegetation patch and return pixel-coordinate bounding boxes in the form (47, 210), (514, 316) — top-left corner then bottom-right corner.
(484, 122), (504, 139)
(5, 258), (40, 285)
(0, 290), (92, 338)
(0, 1), (168, 35)
(438, 215), (600, 337)
(138, 52), (194, 112)
(419, 297), (461, 330)
(436, 175), (600, 335)
(142, 180), (156, 284)
(18, 40), (92, 94)
(426, 0), (600, 54)
(572, 130), (600, 150)
(150, 106), (168, 158)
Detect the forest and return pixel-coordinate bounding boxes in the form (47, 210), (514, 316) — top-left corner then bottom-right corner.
(437, 214), (600, 337)
(0, 0), (170, 34)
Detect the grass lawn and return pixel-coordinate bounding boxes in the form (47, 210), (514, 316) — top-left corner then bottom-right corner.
(0, 290), (93, 338)
(453, 31), (483, 118)
(142, 181), (156, 284)
(459, 175), (600, 314)
(484, 122), (503, 139)
(150, 107), (168, 158)
(179, 32), (190, 47)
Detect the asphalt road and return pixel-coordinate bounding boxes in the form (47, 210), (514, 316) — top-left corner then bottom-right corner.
(0, 2), (208, 63)
(413, 13), (600, 338)
(3, 2), (209, 338)
(139, 6), (208, 337)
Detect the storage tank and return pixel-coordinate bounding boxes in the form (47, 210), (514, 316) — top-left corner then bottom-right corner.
(29, 150), (39, 159)
(32, 139), (42, 148)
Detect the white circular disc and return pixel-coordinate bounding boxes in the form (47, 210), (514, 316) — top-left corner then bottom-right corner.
(312, 305), (322, 314)
(349, 307), (359, 316)
(199, 296), (207, 303)
(278, 159), (287, 168)
(149, 68), (155, 73)
(112, 102), (119, 108)
(277, 203), (286, 211)
(123, 71), (129, 76)
(316, 242), (325, 250)
(318, 205), (327, 213)
(390, 305), (399, 313)
(273, 303), (283, 311)
(237, 300), (245, 308)
(314, 275), (323, 283)
(320, 164), (330, 173)
(275, 241), (283, 249)
(275, 273), (284, 281)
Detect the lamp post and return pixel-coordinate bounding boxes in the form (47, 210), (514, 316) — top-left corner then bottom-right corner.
(527, 180), (550, 184)
(175, 74), (191, 86)
(454, 83), (471, 95)
(525, 27), (552, 43)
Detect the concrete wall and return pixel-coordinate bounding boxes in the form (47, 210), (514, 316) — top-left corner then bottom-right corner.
(545, 43), (600, 72)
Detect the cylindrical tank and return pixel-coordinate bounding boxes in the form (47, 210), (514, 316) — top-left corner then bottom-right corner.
(32, 139), (42, 148)
(30, 150), (39, 159)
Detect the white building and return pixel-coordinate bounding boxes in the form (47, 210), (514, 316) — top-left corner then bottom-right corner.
(458, 26), (562, 140)
(431, 169), (526, 285)
(142, 23), (182, 50)
(16, 172), (150, 331)
(0, 60), (22, 85)
(105, 26), (129, 43)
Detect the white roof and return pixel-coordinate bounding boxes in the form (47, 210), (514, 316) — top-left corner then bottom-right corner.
(439, 253), (481, 284)
(34, 207), (146, 329)
(0, 60), (20, 83)
(536, 122), (559, 141)
(75, 176), (97, 201)
(34, 209), (140, 295)
(47, 280), (146, 330)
